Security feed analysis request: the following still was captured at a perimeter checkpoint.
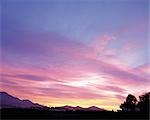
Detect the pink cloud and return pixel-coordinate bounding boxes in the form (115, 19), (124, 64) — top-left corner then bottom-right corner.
(89, 34), (116, 58)
(132, 63), (150, 77)
(122, 42), (141, 52)
(1, 30), (149, 110)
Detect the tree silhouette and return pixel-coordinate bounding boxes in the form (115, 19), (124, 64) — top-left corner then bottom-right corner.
(137, 92), (150, 113)
(120, 92), (150, 113)
(120, 94), (137, 112)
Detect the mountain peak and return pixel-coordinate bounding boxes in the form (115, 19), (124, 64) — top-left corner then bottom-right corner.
(0, 91), (46, 109)
(59, 105), (105, 111)
(0, 91), (9, 95)
(87, 106), (104, 111)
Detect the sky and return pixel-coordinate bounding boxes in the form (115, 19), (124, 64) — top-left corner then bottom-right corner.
(1, 0), (150, 110)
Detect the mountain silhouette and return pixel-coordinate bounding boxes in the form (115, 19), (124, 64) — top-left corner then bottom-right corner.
(52, 105), (105, 111)
(62, 105), (83, 111)
(86, 106), (105, 111)
(0, 92), (105, 111)
(0, 92), (46, 109)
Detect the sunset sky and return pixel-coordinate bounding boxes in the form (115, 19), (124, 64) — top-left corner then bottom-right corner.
(1, 0), (149, 110)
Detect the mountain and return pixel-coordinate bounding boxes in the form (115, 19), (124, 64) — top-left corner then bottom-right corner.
(0, 92), (105, 111)
(86, 106), (105, 111)
(0, 92), (46, 109)
(63, 105), (83, 111)
(51, 105), (105, 111)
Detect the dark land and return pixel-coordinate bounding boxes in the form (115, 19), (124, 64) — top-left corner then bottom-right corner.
(0, 92), (149, 120)
(1, 108), (149, 120)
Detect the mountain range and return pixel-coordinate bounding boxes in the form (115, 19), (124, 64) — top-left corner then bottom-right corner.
(0, 92), (105, 111)
(0, 92), (46, 109)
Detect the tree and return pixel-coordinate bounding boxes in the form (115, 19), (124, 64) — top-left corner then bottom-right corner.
(137, 92), (150, 113)
(120, 94), (137, 112)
